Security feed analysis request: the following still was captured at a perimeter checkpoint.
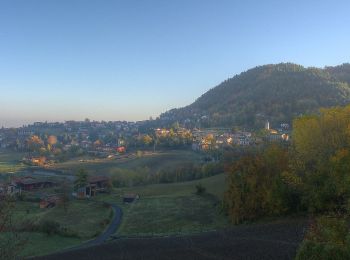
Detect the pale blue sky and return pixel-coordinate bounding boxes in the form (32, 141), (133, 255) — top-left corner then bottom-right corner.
(0, 0), (349, 127)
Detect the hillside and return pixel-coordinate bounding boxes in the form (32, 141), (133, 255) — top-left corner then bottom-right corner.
(160, 63), (350, 128)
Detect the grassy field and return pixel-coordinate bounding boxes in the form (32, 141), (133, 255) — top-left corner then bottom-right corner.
(0, 149), (26, 174)
(3, 199), (113, 257)
(1, 149), (229, 256)
(13, 173), (227, 257)
(20, 233), (83, 257)
(14, 200), (112, 239)
(53, 150), (202, 174)
(116, 173), (226, 199)
(94, 173), (229, 236)
(118, 193), (228, 236)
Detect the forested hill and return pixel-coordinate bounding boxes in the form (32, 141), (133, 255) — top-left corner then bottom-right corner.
(160, 63), (350, 128)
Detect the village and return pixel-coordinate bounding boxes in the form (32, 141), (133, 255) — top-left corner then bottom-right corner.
(0, 119), (290, 165)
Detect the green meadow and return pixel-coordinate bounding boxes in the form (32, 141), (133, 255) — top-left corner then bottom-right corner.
(0, 149), (26, 174)
(53, 150), (202, 174)
(95, 173), (228, 236)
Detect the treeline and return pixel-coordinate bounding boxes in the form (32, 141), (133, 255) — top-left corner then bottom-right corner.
(223, 105), (350, 258)
(110, 162), (223, 187)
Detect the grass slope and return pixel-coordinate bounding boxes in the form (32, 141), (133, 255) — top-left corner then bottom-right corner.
(53, 150), (201, 174)
(116, 173), (226, 199)
(0, 149), (26, 174)
(9, 200), (112, 257)
(14, 200), (112, 239)
(95, 173), (228, 236)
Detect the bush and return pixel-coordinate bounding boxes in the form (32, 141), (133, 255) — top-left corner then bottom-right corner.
(296, 240), (350, 260)
(40, 220), (60, 236)
(100, 218), (110, 227)
(295, 216), (350, 260)
(59, 227), (80, 238)
(195, 183), (206, 195)
(17, 193), (26, 201)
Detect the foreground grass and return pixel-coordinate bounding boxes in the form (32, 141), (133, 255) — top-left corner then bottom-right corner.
(19, 233), (82, 257)
(3, 200), (113, 257)
(118, 193), (228, 236)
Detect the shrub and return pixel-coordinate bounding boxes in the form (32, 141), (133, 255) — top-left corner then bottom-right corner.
(296, 216), (350, 260)
(195, 183), (206, 195)
(40, 220), (60, 236)
(59, 227), (80, 238)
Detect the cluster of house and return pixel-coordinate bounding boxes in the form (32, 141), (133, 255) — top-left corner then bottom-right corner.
(21, 156), (48, 166)
(0, 174), (140, 208)
(0, 120), (139, 153)
(0, 176), (57, 197)
(264, 121), (290, 142)
(191, 122), (290, 151)
(191, 128), (253, 151)
(0, 119), (292, 158)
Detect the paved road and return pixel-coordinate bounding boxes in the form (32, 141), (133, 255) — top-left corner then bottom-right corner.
(32, 218), (306, 260)
(77, 203), (123, 249)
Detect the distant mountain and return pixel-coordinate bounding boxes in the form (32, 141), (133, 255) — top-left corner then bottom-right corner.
(160, 63), (350, 128)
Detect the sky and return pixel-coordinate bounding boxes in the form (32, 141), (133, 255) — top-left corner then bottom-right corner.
(0, 0), (350, 127)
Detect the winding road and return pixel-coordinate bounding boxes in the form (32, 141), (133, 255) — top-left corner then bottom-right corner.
(79, 203), (123, 248)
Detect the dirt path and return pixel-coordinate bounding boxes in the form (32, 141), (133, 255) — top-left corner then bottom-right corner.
(32, 218), (306, 260)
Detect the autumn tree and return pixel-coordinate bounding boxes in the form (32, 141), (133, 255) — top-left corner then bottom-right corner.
(142, 135), (153, 146)
(292, 105), (350, 213)
(47, 135), (57, 151)
(27, 135), (44, 153)
(224, 145), (292, 224)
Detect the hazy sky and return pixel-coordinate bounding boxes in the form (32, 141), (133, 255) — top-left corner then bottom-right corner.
(1, 0), (350, 127)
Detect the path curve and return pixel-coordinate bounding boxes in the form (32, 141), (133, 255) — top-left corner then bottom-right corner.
(79, 203), (122, 248)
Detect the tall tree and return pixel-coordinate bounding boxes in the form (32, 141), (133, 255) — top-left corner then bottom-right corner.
(74, 169), (88, 190)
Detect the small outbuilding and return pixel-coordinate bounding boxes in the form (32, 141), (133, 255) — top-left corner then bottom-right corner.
(39, 195), (61, 208)
(122, 193), (139, 203)
(12, 176), (56, 191)
(75, 176), (110, 199)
